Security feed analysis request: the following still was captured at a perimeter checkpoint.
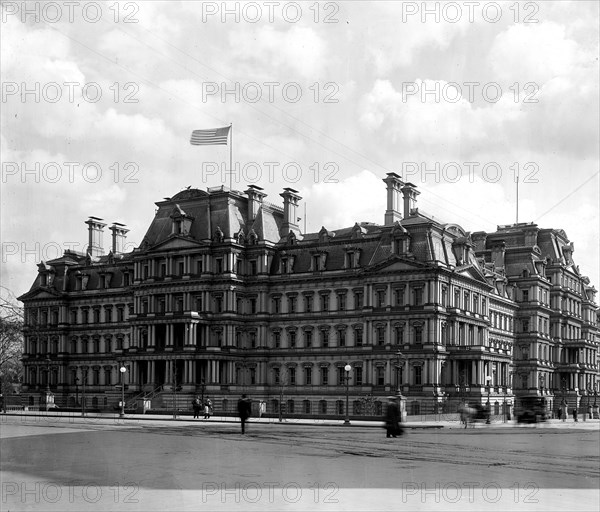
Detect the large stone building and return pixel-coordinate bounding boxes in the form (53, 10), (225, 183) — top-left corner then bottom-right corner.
(18, 174), (599, 418)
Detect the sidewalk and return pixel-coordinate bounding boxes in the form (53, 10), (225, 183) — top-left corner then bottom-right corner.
(2, 409), (599, 430)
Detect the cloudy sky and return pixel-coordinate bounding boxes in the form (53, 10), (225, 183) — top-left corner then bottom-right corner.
(1, 0), (599, 297)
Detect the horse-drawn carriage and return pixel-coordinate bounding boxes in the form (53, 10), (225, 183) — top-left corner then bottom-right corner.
(458, 403), (490, 427)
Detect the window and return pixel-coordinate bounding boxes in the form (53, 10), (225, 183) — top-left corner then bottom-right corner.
(522, 319), (529, 333)
(394, 325), (404, 345)
(215, 258), (223, 274)
(304, 294), (313, 312)
(304, 400), (311, 414)
(249, 260), (257, 275)
(338, 367), (346, 385)
(175, 295), (183, 313)
(93, 309), (100, 323)
(337, 293), (346, 311)
(354, 327), (363, 346)
(376, 325), (386, 346)
(273, 331), (281, 348)
(160, 262), (167, 277)
(320, 294), (329, 312)
(236, 258), (242, 275)
(321, 329), (329, 347)
(70, 309), (78, 324)
(354, 291), (363, 309)
(376, 367), (385, 386)
(441, 287), (448, 307)
(354, 367), (363, 385)
(249, 332), (257, 348)
(249, 298), (257, 314)
(414, 365), (422, 385)
(414, 325), (423, 344)
(304, 366), (312, 385)
(338, 328), (346, 347)
(194, 296), (202, 312)
(289, 331), (296, 348)
(320, 367), (329, 385)
(196, 260), (203, 274)
(305, 330), (313, 348)
(289, 367), (296, 385)
(376, 289), (386, 308)
(273, 367), (280, 385)
(394, 288), (404, 306)
(214, 296), (223, 313)
(522, 290), (529, 302)
(272, 297), (281, 313)
(288, 296), (297, 313)
(413, 288), (423, 306)
(463, 291), (469, 310)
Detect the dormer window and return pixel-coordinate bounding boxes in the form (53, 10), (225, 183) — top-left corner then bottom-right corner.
(170, 204), (194, 235)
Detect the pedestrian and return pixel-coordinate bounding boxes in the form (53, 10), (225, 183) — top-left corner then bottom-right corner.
(384, 397), (403, 438)
(572, 407), (578, 422)
(204, 398), (212, 419)
(557, 408), (561, 420)
(237, 394), (251, 434)
(192, 396), (201, 419)
(0, 394), (5, 414)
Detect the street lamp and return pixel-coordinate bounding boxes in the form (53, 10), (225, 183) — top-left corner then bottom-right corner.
(394, 351), (404, 396)
(119, 365), (127, 418)
(42, 355), (55, 411)
(343, 364), (351, 425)
(81, 367), (88, 416)
(74, 377), (79, 406)
(485, 375), (492, 424)
(561, 377), (567, 422)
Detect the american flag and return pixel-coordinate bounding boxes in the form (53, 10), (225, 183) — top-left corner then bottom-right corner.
(190, 126), (231, 145)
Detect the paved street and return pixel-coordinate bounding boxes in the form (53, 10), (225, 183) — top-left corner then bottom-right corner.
(1, 413), (599, 511)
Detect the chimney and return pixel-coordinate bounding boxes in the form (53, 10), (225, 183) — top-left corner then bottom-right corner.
(245, 185), (267, 223)
(401, 183), (420, 218)
(383, 172), (404, 226)
(491, 242), (506, 270)
(280, 188), (302, 237)
(85, 217), (106, 257)
(110, 223), (129, 255)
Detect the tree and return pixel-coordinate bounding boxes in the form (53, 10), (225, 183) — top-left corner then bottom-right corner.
(0, 287), (24, 394)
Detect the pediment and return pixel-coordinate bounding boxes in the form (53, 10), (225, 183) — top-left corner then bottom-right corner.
(18, 287), (63, 301)
(147, 236), (205, 252)
(454, 264), (487, 283)
(368, 256), (431, 273)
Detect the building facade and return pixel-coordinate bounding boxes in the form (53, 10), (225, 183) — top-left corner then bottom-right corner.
(18, 174), (599, 417)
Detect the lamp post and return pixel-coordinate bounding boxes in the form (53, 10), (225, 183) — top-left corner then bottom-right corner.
(119, 365), (127, 418)
(343, 364), (351, 425)
(81, 367), (88, 416)
(394, 351), (404, 396)
(43, 355), (55, 411)
(539, 374), (545, 420)
(561, 377), (567, 422)
(74, 376), (79, 407)
(172, 361), (178, 419)
(485, 375), (492, 424)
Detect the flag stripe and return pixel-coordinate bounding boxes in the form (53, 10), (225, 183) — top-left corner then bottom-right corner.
(190, 126), (231, 145)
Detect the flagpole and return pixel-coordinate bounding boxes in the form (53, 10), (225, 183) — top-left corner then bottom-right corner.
(516, 171), (519, 224)
(229, 123), (233, 191)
